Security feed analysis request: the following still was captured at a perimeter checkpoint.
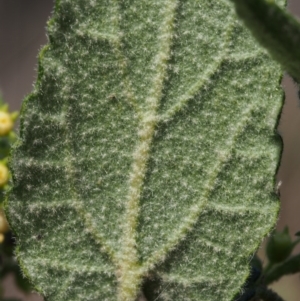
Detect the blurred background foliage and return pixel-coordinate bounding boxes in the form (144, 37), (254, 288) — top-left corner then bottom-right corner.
(0, 0), (299, 300)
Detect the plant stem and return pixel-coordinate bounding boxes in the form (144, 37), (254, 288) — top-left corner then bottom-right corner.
(264, 254), (300, 285)
(256, 287), (286, 301)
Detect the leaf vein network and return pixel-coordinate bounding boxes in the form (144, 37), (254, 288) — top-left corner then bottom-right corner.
(140, 17), (264, 272)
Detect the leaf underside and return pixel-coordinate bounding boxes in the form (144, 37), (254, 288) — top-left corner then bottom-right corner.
(7, 0), (283, 301)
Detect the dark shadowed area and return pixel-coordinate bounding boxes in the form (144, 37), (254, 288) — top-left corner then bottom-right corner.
(0, 0), (299, 300)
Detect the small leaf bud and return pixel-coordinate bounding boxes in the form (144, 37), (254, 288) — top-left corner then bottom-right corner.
(0, 209), (9, 233)
(266, 227), (294, 263)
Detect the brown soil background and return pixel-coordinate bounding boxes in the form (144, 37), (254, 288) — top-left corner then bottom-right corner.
(0, 0), (299, 300)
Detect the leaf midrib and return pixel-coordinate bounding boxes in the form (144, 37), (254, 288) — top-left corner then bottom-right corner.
(116, 1), (179, 300)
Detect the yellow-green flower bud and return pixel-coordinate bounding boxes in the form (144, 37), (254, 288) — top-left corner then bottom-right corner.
(0, 164), (9, 187)
(0, 111), (13, 136)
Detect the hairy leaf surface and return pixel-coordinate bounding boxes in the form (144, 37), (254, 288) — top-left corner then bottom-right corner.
(7, 0), (283, 300)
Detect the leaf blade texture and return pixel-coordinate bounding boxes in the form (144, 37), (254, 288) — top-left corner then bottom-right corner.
(7, 0), (283, 300)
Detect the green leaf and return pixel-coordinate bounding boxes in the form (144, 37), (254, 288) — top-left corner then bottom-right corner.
(7, 0), (283, 300)
(228, 0), (300, 82)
